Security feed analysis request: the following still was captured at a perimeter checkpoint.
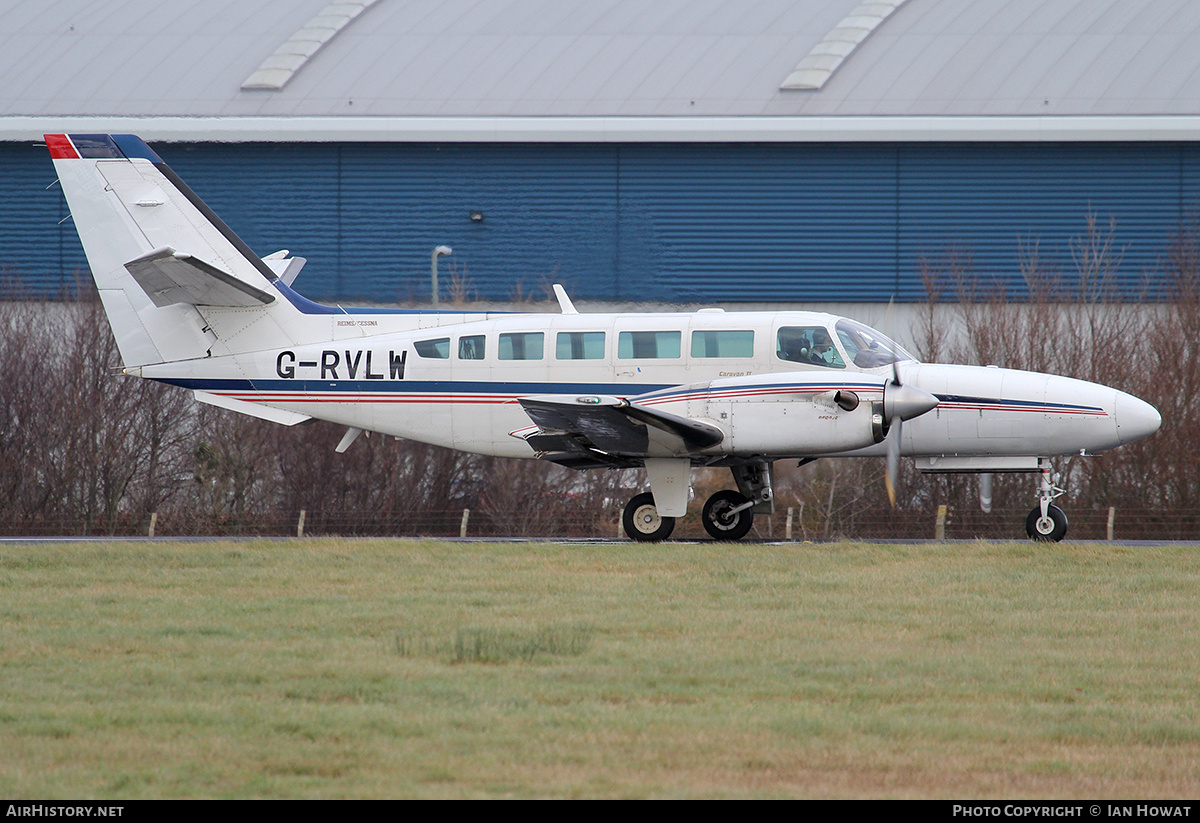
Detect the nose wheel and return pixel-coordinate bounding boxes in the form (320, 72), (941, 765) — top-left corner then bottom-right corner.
(1026, 504), (1068, 542)
(1026, 461), (1068, 542)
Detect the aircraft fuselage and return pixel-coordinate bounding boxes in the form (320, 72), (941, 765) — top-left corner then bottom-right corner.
(136, 305), (1158, 464)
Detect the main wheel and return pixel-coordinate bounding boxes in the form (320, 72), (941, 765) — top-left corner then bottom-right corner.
(701, 489), (755, 541)
(1025, 504), (1068, 542)
(623, 492), (676, 542)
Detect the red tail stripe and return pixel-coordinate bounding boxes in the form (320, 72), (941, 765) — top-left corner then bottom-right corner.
(44, 134), (79, 160)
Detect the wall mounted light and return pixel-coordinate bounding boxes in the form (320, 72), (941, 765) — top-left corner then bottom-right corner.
(431, 245), (452, 309)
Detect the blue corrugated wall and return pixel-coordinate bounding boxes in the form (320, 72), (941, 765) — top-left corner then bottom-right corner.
(8, 140), (1200, 303)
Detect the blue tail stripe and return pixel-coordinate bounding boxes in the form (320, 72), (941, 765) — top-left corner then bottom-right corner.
(110, 134), (163, 163)
(67, 134), (123, 159)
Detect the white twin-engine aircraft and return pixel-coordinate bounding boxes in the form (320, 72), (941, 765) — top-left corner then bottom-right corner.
(47, 134), (1161, 542)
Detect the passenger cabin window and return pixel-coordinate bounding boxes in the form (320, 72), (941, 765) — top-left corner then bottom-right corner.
(414, 337), (450, 359)
(618, 331), (681, 359)
(498, 332), (544, 361)
(776, 326), (845, 369)
(458, 335), (485, 360)
(691, 330), (754, 358)
(556, 331), (605, 360)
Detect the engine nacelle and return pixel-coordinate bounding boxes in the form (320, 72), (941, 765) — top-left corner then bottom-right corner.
(680, 372), (893, 456)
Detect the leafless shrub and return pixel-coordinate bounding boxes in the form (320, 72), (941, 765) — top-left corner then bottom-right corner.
(445, 261), (477, 307)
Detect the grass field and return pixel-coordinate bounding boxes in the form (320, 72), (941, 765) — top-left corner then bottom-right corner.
(2, 538), (1199, 799)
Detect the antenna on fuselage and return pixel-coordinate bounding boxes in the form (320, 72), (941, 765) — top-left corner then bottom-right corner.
(553, 284), (578, 315)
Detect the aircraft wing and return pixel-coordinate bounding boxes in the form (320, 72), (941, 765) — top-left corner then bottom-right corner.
(517, 394), (723, 467)
(126, 246), (277, 308)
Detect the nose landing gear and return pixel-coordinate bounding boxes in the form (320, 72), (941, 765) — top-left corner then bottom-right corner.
(1026, 462), (1068, 542)
(1026, 505), (1068, 541)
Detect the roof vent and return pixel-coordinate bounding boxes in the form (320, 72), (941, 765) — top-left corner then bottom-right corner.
(780, 1), (910, 91)
(242, 1), (380, 91)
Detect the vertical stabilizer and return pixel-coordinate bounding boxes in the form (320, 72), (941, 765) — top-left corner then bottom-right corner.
(47, 134), (294, 367)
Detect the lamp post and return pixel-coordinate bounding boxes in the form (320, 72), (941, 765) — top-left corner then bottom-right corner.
(431, 245), (452, 309)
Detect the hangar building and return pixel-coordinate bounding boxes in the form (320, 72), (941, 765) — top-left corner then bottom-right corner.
(3, 0), (1200, 305)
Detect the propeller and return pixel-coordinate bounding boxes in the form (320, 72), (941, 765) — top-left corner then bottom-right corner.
(875, 297), (937, 507)
(881, 357), (938, 508)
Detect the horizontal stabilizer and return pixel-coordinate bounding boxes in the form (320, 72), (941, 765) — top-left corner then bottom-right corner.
(126, 246), (277, 308)
(194, 391), (311, 426)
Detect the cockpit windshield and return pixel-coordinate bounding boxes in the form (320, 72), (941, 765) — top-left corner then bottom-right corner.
(834, 319), (916, 369)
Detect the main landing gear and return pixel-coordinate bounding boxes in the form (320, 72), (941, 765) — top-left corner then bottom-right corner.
(621, 461), (774, 542)
(621, 489), (757, 542)
(700, 489), (755, 540)
(1026, 463), (1068, 542)
(622, 492), (676, 542)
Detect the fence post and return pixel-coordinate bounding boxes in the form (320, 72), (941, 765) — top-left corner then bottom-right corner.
(297, 509), (306, 538)
(785, 507), (794, 541)
(1107, 506), (1115, 541)
(147, 512), (157, 538)
(460, 508), (470, 538)
(935, 505), (947, 541)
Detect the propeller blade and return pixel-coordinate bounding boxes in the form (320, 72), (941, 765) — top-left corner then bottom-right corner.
(880, 372), (935, 509)
(886, 420), (900, 508)
(883, 295), (899, 385)
(875, 302), (930, 510)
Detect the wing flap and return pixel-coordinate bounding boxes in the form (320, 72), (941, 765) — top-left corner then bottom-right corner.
(519, 396), (649, 454)
(517, 394), (724, 459)
(622, 403), (724, 449)
(126, 246), (277, 308)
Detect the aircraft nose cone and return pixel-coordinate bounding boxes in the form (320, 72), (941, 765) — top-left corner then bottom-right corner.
(1115, 392), (1161, 445)
(884, 382), (939, 422)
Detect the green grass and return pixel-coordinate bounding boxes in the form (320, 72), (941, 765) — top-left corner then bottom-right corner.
(1, 538), (1199, 798)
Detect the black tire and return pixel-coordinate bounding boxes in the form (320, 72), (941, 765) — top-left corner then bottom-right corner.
(701, 489), (755, 541)
(1025, 504), (1068, 542)
(623, 492), (676, 542)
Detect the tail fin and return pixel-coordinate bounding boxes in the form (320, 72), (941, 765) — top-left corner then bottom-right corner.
(46, 134), (294, 367)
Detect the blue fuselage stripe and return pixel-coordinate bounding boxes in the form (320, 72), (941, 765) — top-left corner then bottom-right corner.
(160, 379), (1105, 415)
(163, 378), (678, 395)
(933, 394), (1104, 413)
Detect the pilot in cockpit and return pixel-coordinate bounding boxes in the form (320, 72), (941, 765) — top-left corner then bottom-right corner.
(778, 326), (844, 368)
(809, 329), (834, 365)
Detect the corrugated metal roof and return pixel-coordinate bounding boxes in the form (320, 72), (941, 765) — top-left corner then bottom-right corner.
(3, 0), (1200, 137)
